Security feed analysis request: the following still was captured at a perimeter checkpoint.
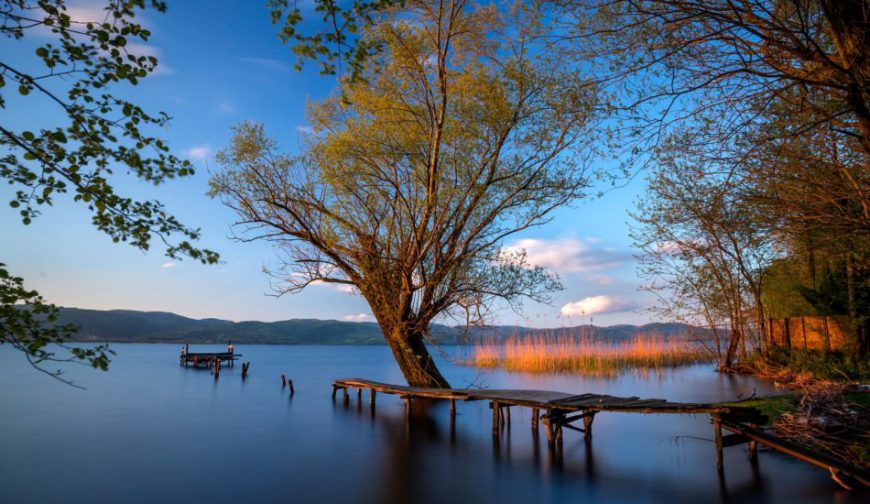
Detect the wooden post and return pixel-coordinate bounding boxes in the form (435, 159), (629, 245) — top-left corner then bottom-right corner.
(801, 317), (808, 348)
(404, 397), (412, 418)
(531, 408), (539, 431)
(370, 389), (376, 411)
(357, 388), (362, 401)
(342, 386), (349, 405)
(449, 398), (456, 424)
(288, 379), (295, 395)
(822, 316), (832, 353)
(491, 401), (500, 436)
(748, 423), (758, 464)
(583, 412), (595, 441)
(714, 418), (724, 472)
(281, 374), (286, 387)
(241, 362), (250, 379)
(542, 415), (554, 446)
(505, 405), (511, 425)
(331, 385), (338, 400)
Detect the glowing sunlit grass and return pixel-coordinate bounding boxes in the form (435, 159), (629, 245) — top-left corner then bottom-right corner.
(464, 332), (712, 377)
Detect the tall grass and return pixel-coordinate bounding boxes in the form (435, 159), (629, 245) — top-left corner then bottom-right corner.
(465, 331), (712, 377)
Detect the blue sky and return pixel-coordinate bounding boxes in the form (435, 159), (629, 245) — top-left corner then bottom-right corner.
(1, 0), (659, 327)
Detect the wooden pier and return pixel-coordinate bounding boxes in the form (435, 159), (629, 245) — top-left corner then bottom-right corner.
(179, 342), (240, 368)
(332, 378), (869, 489)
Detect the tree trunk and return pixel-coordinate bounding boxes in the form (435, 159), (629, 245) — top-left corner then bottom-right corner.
(383, 326), (450, 388)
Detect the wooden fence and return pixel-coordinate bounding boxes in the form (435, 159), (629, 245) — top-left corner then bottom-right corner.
(768, 315), (851, 351)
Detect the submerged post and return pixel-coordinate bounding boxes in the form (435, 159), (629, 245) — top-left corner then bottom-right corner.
(713, 418), (724, 472)
(583, 412), (595, 441)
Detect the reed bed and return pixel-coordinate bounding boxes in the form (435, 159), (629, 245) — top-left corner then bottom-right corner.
(465, 333), (712, 377)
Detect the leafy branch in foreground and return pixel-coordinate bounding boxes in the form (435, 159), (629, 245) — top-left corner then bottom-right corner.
(1, 263), (113, 387)
(1, 1), (218, 382)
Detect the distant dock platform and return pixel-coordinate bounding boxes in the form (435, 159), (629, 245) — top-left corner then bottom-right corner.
(179, 342), (240, 368)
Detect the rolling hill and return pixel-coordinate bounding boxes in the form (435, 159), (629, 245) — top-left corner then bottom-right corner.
(51, 307), (714, 345)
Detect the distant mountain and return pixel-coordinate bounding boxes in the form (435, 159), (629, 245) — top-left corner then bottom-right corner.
(53, 307), (714, 345)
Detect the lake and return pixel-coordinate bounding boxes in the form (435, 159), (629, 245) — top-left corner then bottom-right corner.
(0, 344), (862, 503)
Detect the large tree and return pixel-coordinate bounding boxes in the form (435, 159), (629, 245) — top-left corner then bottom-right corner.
(211, 0), (600, 387)
(1, 0), (216, 384)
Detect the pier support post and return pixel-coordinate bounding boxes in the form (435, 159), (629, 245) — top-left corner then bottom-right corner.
(531, 408), (539, 431)
(357, 388), (362, 401)
(541, 414), (554, 447)
(713, 418), (724, 472)
(491, 401), (500, 436)
(583, 412), (596, 441)
(342, 386), (349, 405)
(449, 399), (456, 424)
(331, 385), (338, 400)
(370, 389), (376, 412)
(288, 379), (295, 395)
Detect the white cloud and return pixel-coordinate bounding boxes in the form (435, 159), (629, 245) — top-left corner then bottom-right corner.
(161, 262), (177, 269)
(342, 313), (373, 322)
(502, 237), (629, 273)
(66, 6), (111, 24)
(184, 145), (211, 161)
(560, 295), (637, 316)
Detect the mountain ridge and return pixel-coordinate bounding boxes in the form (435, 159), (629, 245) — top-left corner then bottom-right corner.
(53, 307), (713, 345)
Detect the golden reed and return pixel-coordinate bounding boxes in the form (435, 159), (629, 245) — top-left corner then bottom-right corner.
(465, 330), (711, 377)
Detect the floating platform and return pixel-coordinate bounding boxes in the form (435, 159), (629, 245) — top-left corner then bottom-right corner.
(332, 378), (869, 490)
(179, 342), (240, 368)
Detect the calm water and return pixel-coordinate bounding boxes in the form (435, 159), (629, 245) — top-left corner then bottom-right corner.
(0, 344), (862, 503)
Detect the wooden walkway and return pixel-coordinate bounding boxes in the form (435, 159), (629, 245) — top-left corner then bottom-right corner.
(332, 378), (869, 489)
